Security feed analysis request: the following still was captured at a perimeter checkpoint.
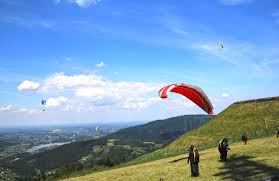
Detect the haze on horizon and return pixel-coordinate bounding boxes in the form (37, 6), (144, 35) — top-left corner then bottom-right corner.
(0, 0), (279, 126)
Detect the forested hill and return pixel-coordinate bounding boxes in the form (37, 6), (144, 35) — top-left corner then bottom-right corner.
(3, 114), (213, 180)
(107, 114), (213, 142)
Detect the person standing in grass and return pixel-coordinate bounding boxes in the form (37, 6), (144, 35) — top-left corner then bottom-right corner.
(242, 132), (248, 144)
(277, 127), (279, 138)
(218, 137), (230, 161)
(187, 145), (199, 177)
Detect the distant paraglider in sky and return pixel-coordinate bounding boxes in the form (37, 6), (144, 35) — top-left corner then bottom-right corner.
(41, 100), (46, 112)
(219, 43), (224, 51)
(159, 83), (213, 115)
(96, 125), (100, 132)
(96, 125), (101, 136)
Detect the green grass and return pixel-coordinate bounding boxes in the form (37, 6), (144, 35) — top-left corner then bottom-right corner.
(167, 99), (279, 150)
(63, 136), (279, 181)
(59, 98), (279, 180)
(124, 99), (279, 165)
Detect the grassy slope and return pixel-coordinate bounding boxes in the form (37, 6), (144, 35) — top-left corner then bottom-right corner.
(114, 98), (279, 167)
(167, 98), (279, 151)
(63, 97), (279, 180)
(64, 136), (279, 181)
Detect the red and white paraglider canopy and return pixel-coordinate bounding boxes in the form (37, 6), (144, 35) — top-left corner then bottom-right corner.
(159, 83), (213, 115)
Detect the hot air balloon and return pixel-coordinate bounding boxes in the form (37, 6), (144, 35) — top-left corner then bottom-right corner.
(158, 83), (213, 115)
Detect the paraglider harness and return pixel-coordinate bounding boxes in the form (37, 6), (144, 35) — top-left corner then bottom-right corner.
(218, 138), (230, 161)
(187, 145), (199, 177)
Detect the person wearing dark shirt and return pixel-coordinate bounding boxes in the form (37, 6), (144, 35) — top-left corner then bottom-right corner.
(187, 145), (199, 176)
(242, 132), (248, 144)
(218, 137), (230, 161)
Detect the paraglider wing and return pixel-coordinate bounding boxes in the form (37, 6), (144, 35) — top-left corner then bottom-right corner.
(159, 83), (213, 115)
(158, 84), (177, 99)
(41, 100), (47, 111)
(41, 100), (46, 105)
(96, 126), (100, 132)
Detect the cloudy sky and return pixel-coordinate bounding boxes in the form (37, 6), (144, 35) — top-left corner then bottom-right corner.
(0, 0), (279, 126)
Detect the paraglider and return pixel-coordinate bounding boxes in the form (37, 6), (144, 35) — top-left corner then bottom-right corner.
(96, 125), (101, 136)
(159, 83), (213, 178)
(96, 125), (100, 132)
(219, 43), (224, 49)
(158, 83), (213, 115)
(41, 100), (46, 111)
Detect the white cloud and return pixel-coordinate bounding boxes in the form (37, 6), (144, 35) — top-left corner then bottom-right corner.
(263, 58), (279, 65)
(0, 105), (13, 112)
(17, 108), (40, 114)
(191, 41), (278, 77)
(0, 105), (40, 114)
(74, 80), (159, 109)
(75, 87), (114, 100)
(40, 72), (105, 93)
(192, 42), (255, 64)
(18, 72), (219, 113)
(46, 96), (68, 107)
(57, 0), (101, 7)
(54, 0), (101, 7)
(96, 61), (105, 68)
(221, 93), (231, 98)
(34, 72), (161, 110)
(220, 0), (254, 6)
(17, 80), (40, 91)
(249, 58), (279, 77)
(120, 97), (161, 110)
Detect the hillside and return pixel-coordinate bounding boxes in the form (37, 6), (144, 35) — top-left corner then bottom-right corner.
(117, 96), (279, 167)
(107, 114), (212, 142)
(1, 115), (212, 180)
(166, 96), (279, 151)
(64, 136), (279, 181)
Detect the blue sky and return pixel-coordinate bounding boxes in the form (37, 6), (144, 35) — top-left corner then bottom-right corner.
(0, 0), (279, 126)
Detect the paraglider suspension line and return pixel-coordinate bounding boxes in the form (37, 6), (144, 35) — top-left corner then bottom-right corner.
(183, 115), (186, 132)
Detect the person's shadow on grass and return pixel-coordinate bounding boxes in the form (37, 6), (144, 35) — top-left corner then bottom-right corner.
(213, 154), (279, 181)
